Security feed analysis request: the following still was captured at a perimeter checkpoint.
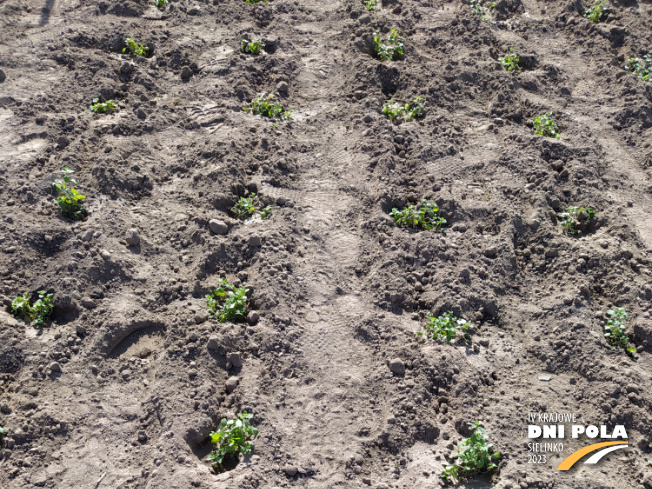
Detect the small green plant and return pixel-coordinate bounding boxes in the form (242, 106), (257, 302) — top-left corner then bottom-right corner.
(245, 0), (268, 4)
(470, 0), (495, 19)
(389, 200), (445, 230)
(624, 55), (651, 82)
(259, 205), (272, 220)
(498, 48), (520, 73)
(382, 97), (424, 123)
(53, 167), (87, 220)
(206, 279), (248, 323)
(532, 112), (560, 139)
(243, 94), (293, 120)
(604, 308), (636, 355)
(241, 38), (265, 55)
(584, 0), (608, 22)
(11, 291), (54, 327)
(373, 29), (404, 62)
(365, 0), (378, 10)
(206, 411), (259, 472)
(442, 421), (500, 482)
(90, 98), (116, 114)
(558, 206), (595, 235)
(419, 311), (473, 343)
(230, 193), (271, 220)
(123, 38), (149, 57)
(151, 0), (168, 8)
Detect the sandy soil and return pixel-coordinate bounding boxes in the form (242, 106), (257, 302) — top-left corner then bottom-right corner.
(1, 0), (652, 487)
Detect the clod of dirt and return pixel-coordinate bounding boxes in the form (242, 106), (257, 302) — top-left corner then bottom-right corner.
(248, 235), (262, 247)
(246, 311), (260, 325)
(209, 219), (228, 235)
(226, 352), (242, 368)
(0, 69), (5, 83)
(388, 357), (405, 375)
(181, 66), (193, 80)
(284, 464), (298, 477)
(125, 228), (140, 246)
(225, 376), (239, 393)
(207, 336), (219, 350)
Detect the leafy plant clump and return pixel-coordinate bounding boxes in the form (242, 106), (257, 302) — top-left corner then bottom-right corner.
(389, 200), (445, 230)
(206, 279), (248, 323)
(498, 48), (520, 73)
(241, 38), (265, 55)
(604, 308), (636, 355)
(382, 97), (424, 123)
(245, 0), (268, 4)
(373, 29), (404, 62)
(207, 412), (259, 472)
(123, 38), (149, 57)
(558, 206), (595, 235)
(532, 112), (561, 139)
(419, 311), (473, 343)
(365, 0), (378, 10)
(442, 421), (500, 482)
(151, 0), (168, 8)
(584, 0), (609, 22)
(90, 98), (116, 114)
(470, 0), (495, 19)
(243, 94), (292, 120)
(231, 193), (272, 220)
(11, 291), (54, 327)
(624, 54), (651, 81)
(53, 167), (87, 220)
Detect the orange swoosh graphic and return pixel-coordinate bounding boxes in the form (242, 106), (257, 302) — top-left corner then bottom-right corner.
(556, 441), (628, 470)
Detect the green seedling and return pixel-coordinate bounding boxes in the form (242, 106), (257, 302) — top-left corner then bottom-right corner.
(624, 55), (651, 82)
(206, 411), (258, 472)
(604, 308), (636, 355)
(123, 38), (149, 57)
(90, 98), (116, 114)
(206, 278), (248, 323)
(470, 0), (495, 19)
(11, 291), (54, 327)
(365, 0), (378, 10)
(558, 206), (594, 235)
(419, 311), (473, 343)
(151, 0), (168, 8)
(532, 112), (560, 139)
(259, 205), (272, 220)
(243, 94), (293, 120)
(241, 38), (265, 55)
(245, 0), (268, 3)
(382, 97), (424, 123)
(53, 167), (87, 221)
(389, 200), (445, 230)
(232, 195), (256, 219)
(499, 48), (520, 73)
(442, 421), (500, 482)
(373, 29), (404, 62)
(230, 193), (271, 220)
(584, 0), (609, 22)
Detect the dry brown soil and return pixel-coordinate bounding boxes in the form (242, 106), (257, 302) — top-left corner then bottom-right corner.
(1, 0), (652, 487)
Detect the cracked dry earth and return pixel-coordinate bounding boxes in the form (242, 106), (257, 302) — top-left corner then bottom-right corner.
(2, 0), (652, 488)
